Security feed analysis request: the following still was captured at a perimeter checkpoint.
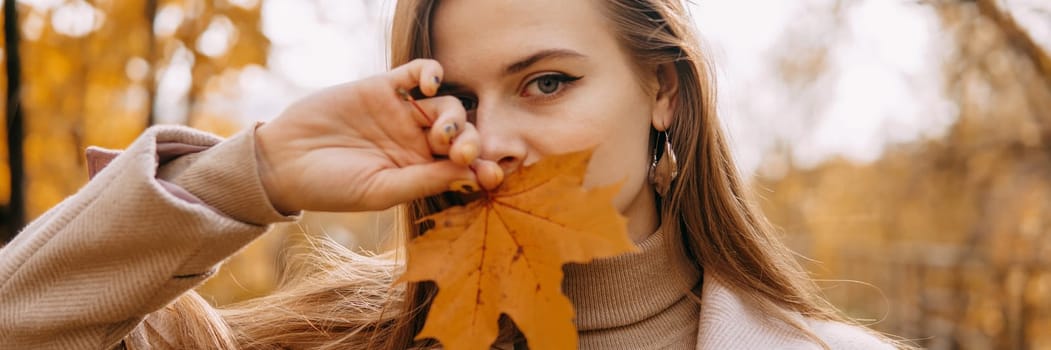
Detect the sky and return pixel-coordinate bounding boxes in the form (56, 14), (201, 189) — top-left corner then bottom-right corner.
(689, 0), (956, 175)
(18, 0), (1051, 177)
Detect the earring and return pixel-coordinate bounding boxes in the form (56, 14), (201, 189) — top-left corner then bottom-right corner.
(648, 130), (679, 196)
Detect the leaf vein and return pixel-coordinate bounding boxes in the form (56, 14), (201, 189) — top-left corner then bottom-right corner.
(492, 199), (581, 235)
(493, 177), (557, 198)
(492, 207), (542, 290)
(472, 206), (490, 329)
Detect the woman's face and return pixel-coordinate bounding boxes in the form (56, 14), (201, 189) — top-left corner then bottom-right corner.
(432, 0), (674, 239)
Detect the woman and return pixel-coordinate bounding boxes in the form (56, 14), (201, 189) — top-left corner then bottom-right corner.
(0, 0), (899, 349)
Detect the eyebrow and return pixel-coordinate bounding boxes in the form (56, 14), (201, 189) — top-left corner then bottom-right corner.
(436, 49), (588, 95)
(504, 49), (587, 76)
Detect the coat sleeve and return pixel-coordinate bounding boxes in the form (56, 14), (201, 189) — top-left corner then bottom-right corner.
(0, 124), (298, 350)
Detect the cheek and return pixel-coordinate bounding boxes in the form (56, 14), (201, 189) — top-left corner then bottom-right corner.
(584, 83), (656, 211)
(521, 105), (651, 212)
(583, 120), (652, 211)
(518, 75), (655, 211)
(574, 96), (654, 211)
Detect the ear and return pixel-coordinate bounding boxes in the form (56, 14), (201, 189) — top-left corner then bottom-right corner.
(651, 63), (679, 131)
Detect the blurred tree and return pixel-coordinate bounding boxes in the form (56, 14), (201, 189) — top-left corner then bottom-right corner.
(975, 0), (1051, 88)
(154, 0), (268, 130)
(0, 0), (268, 243)
(756, 1), (1051, 349)
(1, 0), (21, 243)
(0, 0), (328, 309)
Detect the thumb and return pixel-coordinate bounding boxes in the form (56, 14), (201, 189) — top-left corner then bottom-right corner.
(372, 160), (477, 206)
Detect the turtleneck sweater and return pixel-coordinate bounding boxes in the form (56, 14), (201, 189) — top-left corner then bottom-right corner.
(564, 224), (702, 349)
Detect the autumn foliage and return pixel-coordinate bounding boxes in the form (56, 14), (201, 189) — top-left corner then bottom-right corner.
(401, 150), (637, 350)
(1, 0), (266, 228)
(0, 0), (273, 302)
(756, 2), (1051, 349)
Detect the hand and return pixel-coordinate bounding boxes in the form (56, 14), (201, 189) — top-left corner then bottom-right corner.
(254, 59), (504, 213)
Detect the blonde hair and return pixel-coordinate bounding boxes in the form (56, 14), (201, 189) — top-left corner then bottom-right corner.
(155, 1), (898, 349)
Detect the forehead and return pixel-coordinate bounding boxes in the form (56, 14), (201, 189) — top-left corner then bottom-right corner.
(430, 0), (616, 78)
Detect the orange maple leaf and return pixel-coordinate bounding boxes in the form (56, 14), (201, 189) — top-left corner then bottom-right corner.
(400, 150), (638, 350)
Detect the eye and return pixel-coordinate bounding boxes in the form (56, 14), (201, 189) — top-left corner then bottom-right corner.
(522, 73), (582, 97)
(455, 95), (478, 111)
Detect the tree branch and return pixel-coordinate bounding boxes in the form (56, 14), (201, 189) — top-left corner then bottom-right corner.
(3, 0), (25, 242)
(145, 0), (158, 126)
(975, 0), (1051, 89)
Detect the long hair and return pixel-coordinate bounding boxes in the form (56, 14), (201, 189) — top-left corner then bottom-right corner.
(159, 1), (885, 349)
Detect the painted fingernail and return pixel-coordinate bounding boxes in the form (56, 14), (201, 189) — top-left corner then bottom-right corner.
(442, 122), (460, 144)
(449, 180), (479, 194)
(459, 143), (479, 164)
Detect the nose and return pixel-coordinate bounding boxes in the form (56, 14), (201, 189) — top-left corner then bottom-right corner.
(474, 103), (527, 175)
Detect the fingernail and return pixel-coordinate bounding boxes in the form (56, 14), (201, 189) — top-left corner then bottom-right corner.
(434, 76), (441, 84)
(459, 143), (479, 164)
(449, 180), (479, 194)
(441, 122), (460, 144)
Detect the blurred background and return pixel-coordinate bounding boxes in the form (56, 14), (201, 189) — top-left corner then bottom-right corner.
(0, 0), (1047, 348)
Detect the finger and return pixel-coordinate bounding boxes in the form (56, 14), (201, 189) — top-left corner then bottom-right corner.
(426, 119), (460, 156)
(397, 91), (438, 126)
(472, 159), (505, 191)
(388, 58), (444, 97)
(424, 98), (468, 155)
(414, 95), (465, 123)
(449, 122), (480, 166)
(370, 160), (477, 208)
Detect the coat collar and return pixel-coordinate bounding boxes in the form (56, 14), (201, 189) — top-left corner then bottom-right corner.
(696, 274), (819, 349)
